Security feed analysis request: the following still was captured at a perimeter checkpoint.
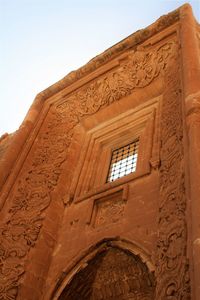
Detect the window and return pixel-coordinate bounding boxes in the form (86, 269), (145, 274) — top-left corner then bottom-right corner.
(107, 139), (139, 182)
(72, 97), (159, 202)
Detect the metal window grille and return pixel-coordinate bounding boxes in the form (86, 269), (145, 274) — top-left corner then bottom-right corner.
(107, 139), (139, 182)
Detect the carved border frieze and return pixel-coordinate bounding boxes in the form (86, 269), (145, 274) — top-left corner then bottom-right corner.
(55, 41), (177, 123)
(155, 49), (190, 298)
(32, 9), (179, 102)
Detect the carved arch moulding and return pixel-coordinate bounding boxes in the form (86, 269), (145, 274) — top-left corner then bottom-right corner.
(51, 238), (155, 300)
(0, 31), (190, 300)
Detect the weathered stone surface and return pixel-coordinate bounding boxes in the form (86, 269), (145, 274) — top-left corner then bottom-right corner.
(59, 247), (155, 300)
(0, 3), (199, 300)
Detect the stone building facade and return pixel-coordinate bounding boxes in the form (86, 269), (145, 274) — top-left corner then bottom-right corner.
(0, 4), (200, 300)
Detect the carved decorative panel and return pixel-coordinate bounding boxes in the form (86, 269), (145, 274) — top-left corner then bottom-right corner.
(95, 198), (125, 227)
(58, 247), (155, 300)
(92, 191), (126, 228)
(55, 41), (177, 123)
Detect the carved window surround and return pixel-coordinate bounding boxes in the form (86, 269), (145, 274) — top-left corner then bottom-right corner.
(69, 96), (161, 204)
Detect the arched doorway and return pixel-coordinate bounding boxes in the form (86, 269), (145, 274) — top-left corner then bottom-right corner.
(58, 246), (155, 299)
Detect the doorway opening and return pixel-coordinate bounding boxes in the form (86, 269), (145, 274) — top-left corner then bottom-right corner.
(58, 246), (155, 300)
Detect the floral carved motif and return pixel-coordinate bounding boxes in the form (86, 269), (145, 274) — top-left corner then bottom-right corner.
(94, 198), (125, 227)
(55, 42), (177, 121)
(155, 51), (190, 298)
(0, 40), (181, 299)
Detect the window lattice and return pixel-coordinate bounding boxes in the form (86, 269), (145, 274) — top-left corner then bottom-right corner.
(107, 139), (139, 182)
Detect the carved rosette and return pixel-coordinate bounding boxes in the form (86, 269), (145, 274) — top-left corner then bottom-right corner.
(0, 38), (189, 300)
(155, 50), (190, 298)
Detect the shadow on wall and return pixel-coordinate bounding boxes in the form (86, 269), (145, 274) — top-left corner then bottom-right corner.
(52, 238), (155, 300)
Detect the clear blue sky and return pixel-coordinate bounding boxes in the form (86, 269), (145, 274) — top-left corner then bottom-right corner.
(0, 0), (200, 136)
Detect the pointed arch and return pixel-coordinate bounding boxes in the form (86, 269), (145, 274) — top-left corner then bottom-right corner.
(51, 238), (155, 300)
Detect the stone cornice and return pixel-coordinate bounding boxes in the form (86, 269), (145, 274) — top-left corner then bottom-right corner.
(34, 7), (180, 102)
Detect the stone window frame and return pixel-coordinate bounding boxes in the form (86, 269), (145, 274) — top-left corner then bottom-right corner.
(70, 96), (161, 204)
(106, 138), (140, 183)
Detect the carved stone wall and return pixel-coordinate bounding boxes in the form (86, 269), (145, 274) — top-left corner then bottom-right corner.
(0, 12), (193, 298)
(0, 39), (179, 300)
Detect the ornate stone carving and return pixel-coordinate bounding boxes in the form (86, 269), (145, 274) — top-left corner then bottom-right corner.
(0, 40), (180, 299)
(65, 9), (179, 86)
(155, 49), (190, 298)
(94, 198), (125, 227)
(55, 41), (177, 119)
(59, 247), (155, 300)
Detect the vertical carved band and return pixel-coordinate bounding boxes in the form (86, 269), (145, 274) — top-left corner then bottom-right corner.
(155, 53), (190, 298)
